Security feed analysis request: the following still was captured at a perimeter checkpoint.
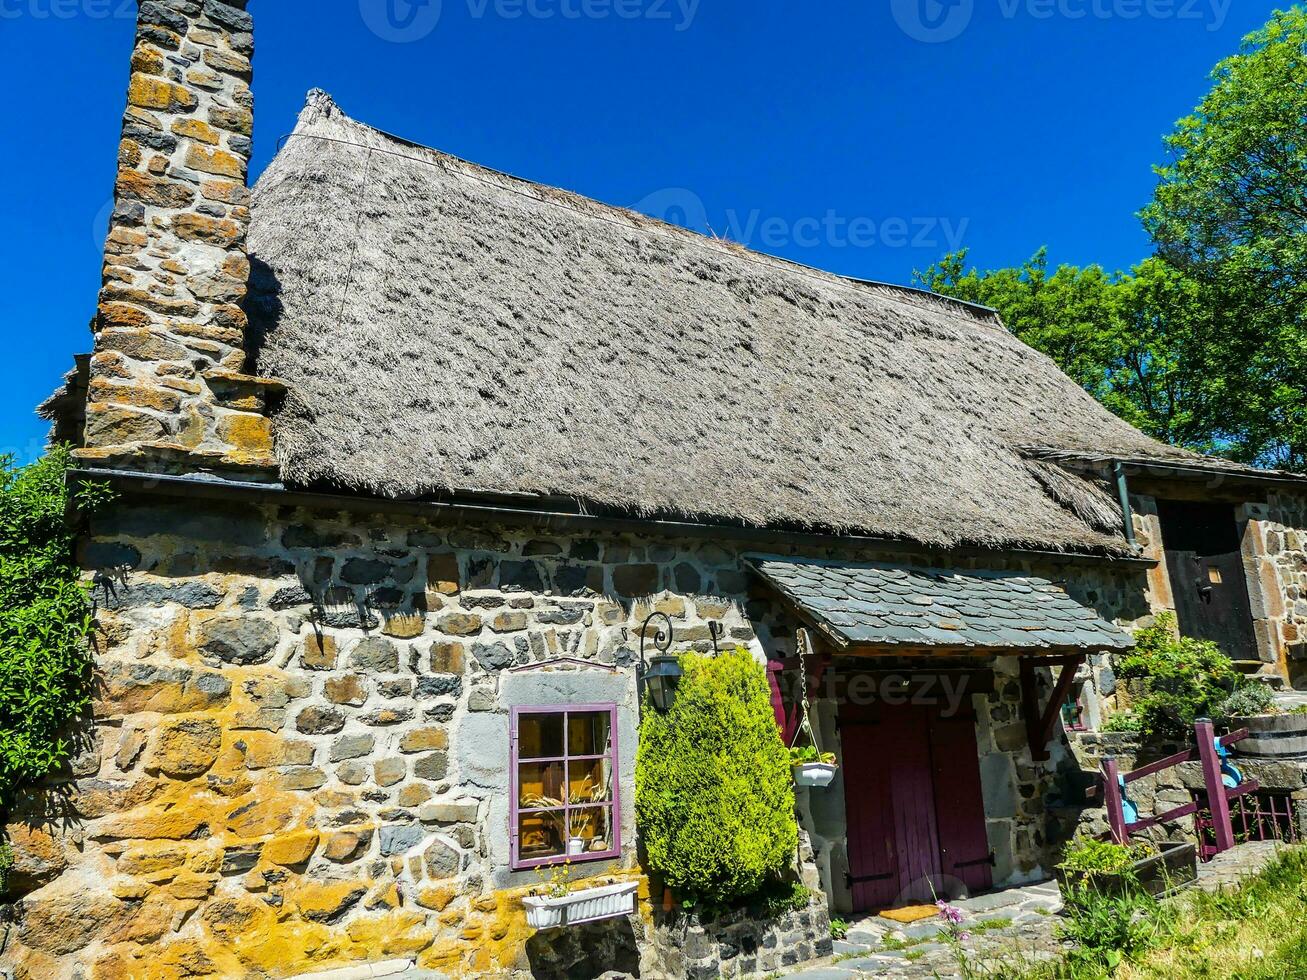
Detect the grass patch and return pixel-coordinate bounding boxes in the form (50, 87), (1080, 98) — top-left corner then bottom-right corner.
(991, 847), (1307, 979)
(1114, 847), (1307, 979)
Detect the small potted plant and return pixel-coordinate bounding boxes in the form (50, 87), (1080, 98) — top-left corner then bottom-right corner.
(790, 745), (838, 788)
(522, 861), (640, 930)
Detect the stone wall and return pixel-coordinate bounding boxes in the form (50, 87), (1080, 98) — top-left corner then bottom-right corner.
(82, 0), (280, 474)
(1, 487), (1166, 977)
(650, 898), (833, 979)
(1256, 492), (1307, 685)
(7, 496), (864, 978)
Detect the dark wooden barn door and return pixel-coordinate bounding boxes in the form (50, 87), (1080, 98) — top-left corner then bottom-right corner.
(840, 698), (991, 912)
(1156, 500), (1257, 660)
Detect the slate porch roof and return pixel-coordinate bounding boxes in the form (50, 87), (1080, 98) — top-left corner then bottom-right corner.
(744, 555), (1135, 652)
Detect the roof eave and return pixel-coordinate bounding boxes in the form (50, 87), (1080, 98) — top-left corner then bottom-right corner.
(69, 467), (1158, 569)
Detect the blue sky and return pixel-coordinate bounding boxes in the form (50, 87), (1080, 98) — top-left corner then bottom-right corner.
(0, 0), (1282, 462)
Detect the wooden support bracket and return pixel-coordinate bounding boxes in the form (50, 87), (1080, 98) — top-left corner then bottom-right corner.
(1020, 654), (1085, 763)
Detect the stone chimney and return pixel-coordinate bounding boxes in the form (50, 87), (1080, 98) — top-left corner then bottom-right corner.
(79, 0), (281, 477)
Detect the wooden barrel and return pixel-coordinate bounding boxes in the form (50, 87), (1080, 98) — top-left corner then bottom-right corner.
(1231, 714), (1307, 760)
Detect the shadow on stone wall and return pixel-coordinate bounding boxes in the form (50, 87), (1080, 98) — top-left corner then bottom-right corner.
(525, 916), (642, 978)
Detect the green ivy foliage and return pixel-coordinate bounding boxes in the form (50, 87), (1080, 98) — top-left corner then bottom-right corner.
(635, 646), (798, 909)
(0, 448), (111, 804)
(1114, 613), (1242, 741)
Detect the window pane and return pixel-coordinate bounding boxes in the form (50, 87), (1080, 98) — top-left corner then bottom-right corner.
(519, 811), (567, 862)
(518, 761), (565, 809)
(520, 712), (564, 759)
(567, 805), (613, 854)
(568, 711), (611, 757)
(567, 758), (612, 806)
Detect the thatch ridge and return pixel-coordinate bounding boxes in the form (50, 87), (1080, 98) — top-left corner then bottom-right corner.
(247, 91), (1198, 553)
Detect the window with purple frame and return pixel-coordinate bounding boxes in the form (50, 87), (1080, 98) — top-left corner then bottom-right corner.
(510, 704), (620, 870)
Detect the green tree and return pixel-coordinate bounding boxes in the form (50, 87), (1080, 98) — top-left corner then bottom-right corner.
(916, 251), (1232, 454)
(0, 448), (111, 803)
(1141, 8), (1307, 310)
(918, 10), (1307, 472)
(1141, 7), (1307, 469)
(635, 647), (797, 909)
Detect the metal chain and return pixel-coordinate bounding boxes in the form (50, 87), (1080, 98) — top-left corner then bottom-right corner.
(790, 627), (821, 751)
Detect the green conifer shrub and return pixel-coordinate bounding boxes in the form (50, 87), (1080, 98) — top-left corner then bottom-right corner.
(635, 646), (798, 909)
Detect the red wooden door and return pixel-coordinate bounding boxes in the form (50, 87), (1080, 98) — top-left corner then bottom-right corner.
(929, 706), (994, 896)
(838, 699), (901, 910)
(840, 697), (991, 911)
(886, 705), (943, 904)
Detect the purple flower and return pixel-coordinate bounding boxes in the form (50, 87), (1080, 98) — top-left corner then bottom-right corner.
(936, 901), (964, 926)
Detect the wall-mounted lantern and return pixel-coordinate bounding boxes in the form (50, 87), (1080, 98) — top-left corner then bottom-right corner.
(639, 611), (683, 713)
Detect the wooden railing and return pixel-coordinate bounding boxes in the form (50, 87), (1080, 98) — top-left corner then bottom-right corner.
(1102, 719), (1259, 857)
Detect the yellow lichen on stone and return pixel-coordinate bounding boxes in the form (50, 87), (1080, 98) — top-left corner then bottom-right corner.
(225, 791), (311, 839)
(116, 841), (190, 877)
(293, 881), (369, 923)
(344, 910), (433, 956)
(218, 412), (276, 466)
(418, 938), (466, 973)
(261, 830), (320, 867)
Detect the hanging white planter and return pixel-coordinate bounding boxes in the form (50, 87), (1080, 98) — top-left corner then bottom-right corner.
(792, 762), (838, 788)
(523, 881), (640, 930)
(787, 628), (836, 789)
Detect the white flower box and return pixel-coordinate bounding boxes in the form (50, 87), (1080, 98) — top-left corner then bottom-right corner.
(523, 881), (640, 930)
(793, 762), (838, 788)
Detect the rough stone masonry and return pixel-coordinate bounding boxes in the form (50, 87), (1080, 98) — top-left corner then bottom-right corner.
(81, 0), (282, 476)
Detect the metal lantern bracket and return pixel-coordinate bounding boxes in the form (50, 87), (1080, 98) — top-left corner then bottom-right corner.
(637, 611), (724, 713)
(638, 611), (681, 713)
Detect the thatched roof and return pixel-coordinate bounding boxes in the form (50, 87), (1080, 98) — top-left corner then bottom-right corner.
(245, 91), (1201, 553)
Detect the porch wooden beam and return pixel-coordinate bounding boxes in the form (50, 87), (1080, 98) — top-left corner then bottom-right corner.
(1021, 654), (1085, 763)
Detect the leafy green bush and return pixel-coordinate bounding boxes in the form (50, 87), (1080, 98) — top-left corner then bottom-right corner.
(0, 448), (111, 804)
(636, 646), (798, 909)
(747, 879), (810, 919)
(1058, 837), (1148, 881)
(1057, 882), (1167, 974)
(1217, 683), (1277, 720)
(1102, 712), (1143, 734)
(1113, 614), (1241, 741)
